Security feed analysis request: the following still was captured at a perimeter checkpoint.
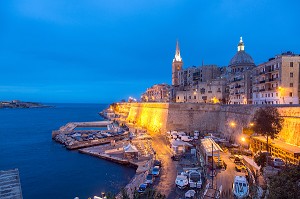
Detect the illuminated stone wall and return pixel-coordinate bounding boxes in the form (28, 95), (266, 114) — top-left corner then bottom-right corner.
(126, 103), (169, 133)
(113, 103), (300, 146)
(218, 105), (300, 146)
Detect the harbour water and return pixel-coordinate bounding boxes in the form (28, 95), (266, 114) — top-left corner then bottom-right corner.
(0, 103), (135, 199)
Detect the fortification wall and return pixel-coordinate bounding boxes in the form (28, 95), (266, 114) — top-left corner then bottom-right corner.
(113, 103), (300, 146)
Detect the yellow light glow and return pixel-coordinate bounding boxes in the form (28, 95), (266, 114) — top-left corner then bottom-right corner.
(241, 137), (246, 142)
(249, 123), (254, 126)
(230, 122), (236, 127)
(212, 97), (219, 104)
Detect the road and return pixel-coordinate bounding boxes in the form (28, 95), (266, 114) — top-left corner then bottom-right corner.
(150, 132), (178, 199)
(214, 152), (245, 199)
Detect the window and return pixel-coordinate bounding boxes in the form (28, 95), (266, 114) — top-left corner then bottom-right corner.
(290, 72), (293, 77)
(189, 96), (191, 99)
(194, 96), (196, 99)
(289, 92), (293, 97)
(276, 93), (278, 97)
(290, 83), (293, 87)
(290, 62), (293, 67)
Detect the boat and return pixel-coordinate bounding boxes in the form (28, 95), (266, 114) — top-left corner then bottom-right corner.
(232, 176), (249, 199)
(175, 174), (188, 189)
(188, 170), (202, 189)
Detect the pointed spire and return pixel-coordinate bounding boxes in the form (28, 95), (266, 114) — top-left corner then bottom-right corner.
(237, 36), (245, 52)
(173, 40), (182, 62)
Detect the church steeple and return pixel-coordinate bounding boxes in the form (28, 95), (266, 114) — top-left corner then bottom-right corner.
(173, 40), (182, 62)
(172, 40), (183, 86)
(237, 36), (245, 52)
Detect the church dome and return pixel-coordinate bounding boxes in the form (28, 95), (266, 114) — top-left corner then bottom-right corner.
(229, 51), (254, 66)
(229, 37), (255, 67)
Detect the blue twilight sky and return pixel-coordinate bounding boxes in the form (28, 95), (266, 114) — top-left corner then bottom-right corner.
(0, 0), (300, 103)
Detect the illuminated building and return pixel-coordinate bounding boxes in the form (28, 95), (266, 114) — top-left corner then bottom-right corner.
(250, 136), (300, 165)
(228, 37), (256, 104)
(141, 83), (171, 102)
(175, 79), (227, 103)
(252, 51), (300, 104)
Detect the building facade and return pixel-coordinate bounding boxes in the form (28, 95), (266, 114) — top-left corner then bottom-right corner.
(228, 37), (256, 104)
(141, 83), (171, 102)
(175, 79), (227, 103)
(252, 51), (300, 104)
(167, 38), (300, 104)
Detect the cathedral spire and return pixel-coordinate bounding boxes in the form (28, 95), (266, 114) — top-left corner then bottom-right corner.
(237, 36), (245, 52)
(173, 40), (182, 62)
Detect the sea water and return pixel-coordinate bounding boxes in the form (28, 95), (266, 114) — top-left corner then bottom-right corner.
(0, 103), (135, 199)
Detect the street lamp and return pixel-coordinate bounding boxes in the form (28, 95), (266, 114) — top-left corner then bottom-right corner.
(240, 136), (246, 155)
(230, 122), (236, 128)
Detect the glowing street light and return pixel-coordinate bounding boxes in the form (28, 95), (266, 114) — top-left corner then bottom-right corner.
(241, 136), (246, 142)
(230, 122), (236, 127)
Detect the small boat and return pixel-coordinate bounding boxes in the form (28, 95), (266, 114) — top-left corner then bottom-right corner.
(232, 176), (249, 199)
(175, 174), (188, 189)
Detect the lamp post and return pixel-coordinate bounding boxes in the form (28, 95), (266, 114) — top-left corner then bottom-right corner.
(229, 121), (236, 143)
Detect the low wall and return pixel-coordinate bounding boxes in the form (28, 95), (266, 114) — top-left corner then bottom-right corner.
(112, 103), (300, 147)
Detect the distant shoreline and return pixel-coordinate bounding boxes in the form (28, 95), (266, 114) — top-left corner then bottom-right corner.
(0, 100), (53, 109)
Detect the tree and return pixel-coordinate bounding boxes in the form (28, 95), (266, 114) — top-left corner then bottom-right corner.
(254, 153), (268, 168)
(268, 166), (300, 199)
(252, 106), (284, 152)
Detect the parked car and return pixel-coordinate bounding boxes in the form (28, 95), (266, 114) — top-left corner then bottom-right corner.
(138, 183), (148, 193)
(175, 174), (188, 189)
(154, 160), (161, 167)
(273, 157), (285, 167)
(181, 135), (193, 142)
(171, 154), (181, 161)
(152, 166), (160, 176)
(234, 155), (243, 163)
(235, 162), (246, 172)
(145, 174), (154, 184)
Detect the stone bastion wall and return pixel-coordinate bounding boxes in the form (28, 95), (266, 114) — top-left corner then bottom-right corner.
(113, 103), (300, 147)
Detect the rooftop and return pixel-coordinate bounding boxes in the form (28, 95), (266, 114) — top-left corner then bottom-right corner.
(252, 136), (300, 154)
(200, 138), (223, 154)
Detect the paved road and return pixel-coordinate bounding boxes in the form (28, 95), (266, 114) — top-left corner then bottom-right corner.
(150, 132), (178, 199)
(215, 152), (245, 199)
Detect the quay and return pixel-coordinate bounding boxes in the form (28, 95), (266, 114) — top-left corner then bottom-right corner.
(79, 138), (155, 198)
(52, 121), (128, 150)
(52, 121), (112, 138)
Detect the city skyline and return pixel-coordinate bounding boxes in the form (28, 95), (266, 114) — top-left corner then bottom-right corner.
(1, 0), (300, 103)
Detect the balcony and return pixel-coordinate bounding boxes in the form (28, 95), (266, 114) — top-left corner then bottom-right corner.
(259, 80), (266, 84)
(259, 89), (266, 92)
(269, 78), (279, 82)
